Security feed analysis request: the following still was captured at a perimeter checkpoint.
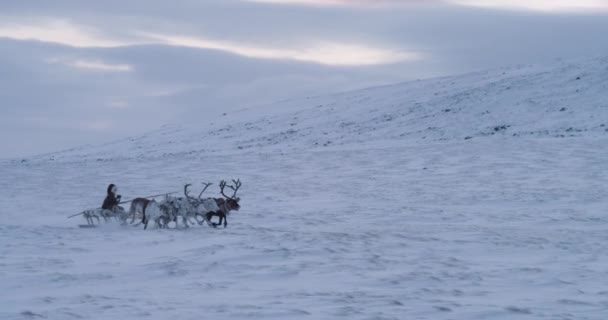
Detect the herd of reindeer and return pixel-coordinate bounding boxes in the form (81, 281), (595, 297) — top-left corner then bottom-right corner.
(78, 179), (242, 229)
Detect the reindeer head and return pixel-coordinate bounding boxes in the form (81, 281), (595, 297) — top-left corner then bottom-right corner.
(220, 179), (241, 212)
(226, 198), (241, 211)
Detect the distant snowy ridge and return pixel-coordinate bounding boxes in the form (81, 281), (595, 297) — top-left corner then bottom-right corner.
(21, 56), (608, 163)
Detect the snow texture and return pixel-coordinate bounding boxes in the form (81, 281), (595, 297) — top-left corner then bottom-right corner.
(1, 57), (607, 319)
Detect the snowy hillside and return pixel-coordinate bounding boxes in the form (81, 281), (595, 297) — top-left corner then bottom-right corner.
(16, 56), (608, 164)
(1, 57), (607, 320)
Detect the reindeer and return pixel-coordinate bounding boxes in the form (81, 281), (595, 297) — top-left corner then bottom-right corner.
(159, 195), (190, 228)
(124, 198), (168, 229)
(125, 198), (150, 224)
(159, 183), (209, 228)
(204, 179), (242, 228)
(182, 182), (218, 226)
(155, 180), (241, 228)
(141, 199), (164, 230)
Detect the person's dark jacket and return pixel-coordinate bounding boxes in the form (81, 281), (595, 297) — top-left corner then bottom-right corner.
(102, 184), (121, 210)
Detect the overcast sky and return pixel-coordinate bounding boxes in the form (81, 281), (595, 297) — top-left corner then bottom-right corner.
(1, 0), (608, 158)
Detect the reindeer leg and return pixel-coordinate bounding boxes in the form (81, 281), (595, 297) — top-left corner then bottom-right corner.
(205, 212), (216, 228)
(204, 212), (211, 226)
(223, 213), (227, 228)
(196, 213), (208, 226)
(213, 212), (221, 228)
(130, 211), (137, 224)
(142, 211), (148, 229)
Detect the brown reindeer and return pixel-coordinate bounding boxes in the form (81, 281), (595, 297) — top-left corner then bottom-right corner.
(205, 179), (242, 228)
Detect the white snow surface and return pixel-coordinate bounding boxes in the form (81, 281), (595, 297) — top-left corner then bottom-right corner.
(1, 57), (608, 319)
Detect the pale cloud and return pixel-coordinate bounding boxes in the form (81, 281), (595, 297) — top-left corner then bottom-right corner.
(450, 0), (608, 12)
(139, 32), (420, 66)
(0, 19), (137, 47)
(246, 0), (608, 12)
(69, 60), (133, 72)
(0, 19), (419, 66)
(46, 57), (133, 72)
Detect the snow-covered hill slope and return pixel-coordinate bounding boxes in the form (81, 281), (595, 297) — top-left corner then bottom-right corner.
(17, 56), (608, 164)
(1, 57), (607, 320)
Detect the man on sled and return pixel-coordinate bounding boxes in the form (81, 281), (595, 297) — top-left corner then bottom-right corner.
(101, 183), (126, 221)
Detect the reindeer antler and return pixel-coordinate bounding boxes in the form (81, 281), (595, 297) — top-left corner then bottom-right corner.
(198, 182), (213, 199)
(219, 180), (231, 199)
(229, 179), (241, 199)
(184, 183), (195, 200)
(219, 179), (241, 199)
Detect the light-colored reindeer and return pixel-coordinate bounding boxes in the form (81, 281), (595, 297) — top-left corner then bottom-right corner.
(125, 198), (166, 230)
(125, 180), (242, 229)
(159, 183), (216, 228)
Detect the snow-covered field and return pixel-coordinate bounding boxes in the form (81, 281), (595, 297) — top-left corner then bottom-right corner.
(1, 57), (607, 319)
